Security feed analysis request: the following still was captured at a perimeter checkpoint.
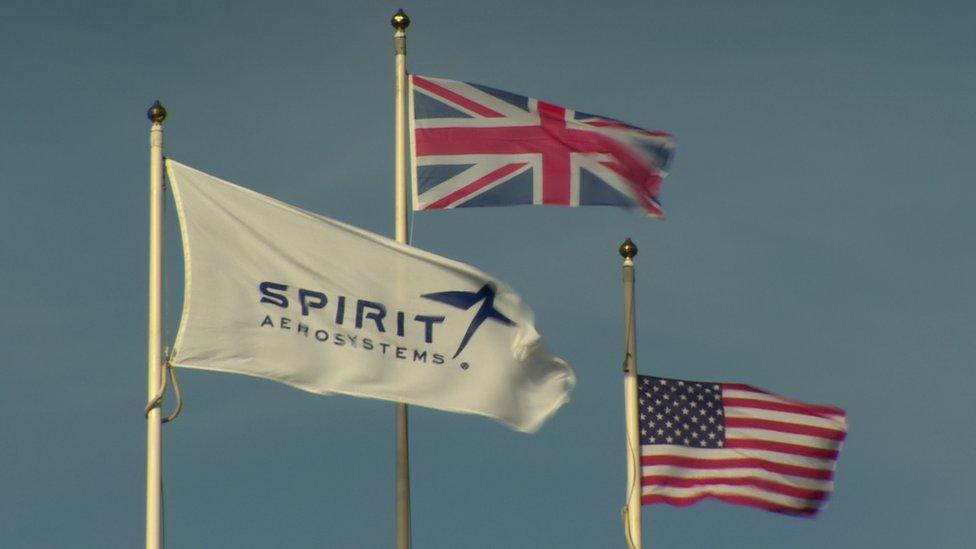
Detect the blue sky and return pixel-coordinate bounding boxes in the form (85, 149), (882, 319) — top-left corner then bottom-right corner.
(2, 1), (974, 547)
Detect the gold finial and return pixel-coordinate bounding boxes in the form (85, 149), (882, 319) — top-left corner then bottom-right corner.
(391, 9), (410, 30)
(147, 100), (167, 124)
(619, 237), (638, 259)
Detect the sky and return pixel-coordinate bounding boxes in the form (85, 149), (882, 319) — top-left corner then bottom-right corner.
(2, 1), (974, 547)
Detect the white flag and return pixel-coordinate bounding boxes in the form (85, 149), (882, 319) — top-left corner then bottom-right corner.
(166, 160), (575, 432)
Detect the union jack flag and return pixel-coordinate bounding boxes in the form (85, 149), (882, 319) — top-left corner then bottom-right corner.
(409, 75), (675, 217)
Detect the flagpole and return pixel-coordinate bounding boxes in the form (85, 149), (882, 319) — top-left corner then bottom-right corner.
(620, 238), (643, 549)
(146, 100), (167, 549)
(392, 9), (412, 549)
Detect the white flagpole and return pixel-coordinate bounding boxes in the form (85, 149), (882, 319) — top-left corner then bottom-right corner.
(392, 9), (412, 549)
(146, 100), (167, 549)
(620, 238), (643, 549)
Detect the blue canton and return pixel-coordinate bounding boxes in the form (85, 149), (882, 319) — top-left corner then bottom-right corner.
(637, 376), (726, 448)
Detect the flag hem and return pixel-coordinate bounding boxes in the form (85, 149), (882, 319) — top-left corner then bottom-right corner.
(408, 74), (421, 211)
(165, 159), (195, 363)
(168, 358), (573, 433)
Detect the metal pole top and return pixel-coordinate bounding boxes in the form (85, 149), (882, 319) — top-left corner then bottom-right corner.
(619, 237), (638, 260)
(147, 100), (167, 124)
(391, 9), (410, 31)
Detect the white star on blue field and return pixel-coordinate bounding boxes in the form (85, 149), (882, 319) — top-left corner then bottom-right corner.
(2, 1), (974, 547)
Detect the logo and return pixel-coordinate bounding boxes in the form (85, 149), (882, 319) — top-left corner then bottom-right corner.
(257, 280), (518, 366)
(422, 283), (516, 358)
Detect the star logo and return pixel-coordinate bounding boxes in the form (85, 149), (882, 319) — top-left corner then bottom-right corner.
(421, 284), (516, 358)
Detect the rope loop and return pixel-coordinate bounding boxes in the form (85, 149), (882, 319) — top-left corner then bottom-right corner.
(144, 356), (183, 424)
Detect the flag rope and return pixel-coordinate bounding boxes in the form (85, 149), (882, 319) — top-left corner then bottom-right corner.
(408, 202), (416, 245)
(143, 359), (183, 424)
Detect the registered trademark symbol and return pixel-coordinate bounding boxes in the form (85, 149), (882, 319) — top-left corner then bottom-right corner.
(460, 362), (470, 370)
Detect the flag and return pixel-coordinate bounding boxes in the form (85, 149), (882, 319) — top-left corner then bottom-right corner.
(409, 75), (675, 217)
(638, 375), (847, 516)
(164, 160), (576, 432)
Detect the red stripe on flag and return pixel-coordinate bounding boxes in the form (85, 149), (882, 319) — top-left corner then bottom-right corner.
(414, 126), (556, 156)
(724, 417), (848, 441)
(723, 385), (846, 416)
(425, 163), (528, 210)
(724, 397), (847, 419)
(641, 493), (820, 517)
(643, 475), (830, 501)
(412, 76), (505, 118)
(722, 383), (773, 395)
(724, 438), (840, 460)
(641, 455), (835, 481)
(583, 120), (673, 139)
(536, 101), (572, 204)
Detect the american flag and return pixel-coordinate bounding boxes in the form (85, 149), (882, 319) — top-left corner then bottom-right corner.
(409, 75), (675, 217)
(638, 375), (847, 516)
